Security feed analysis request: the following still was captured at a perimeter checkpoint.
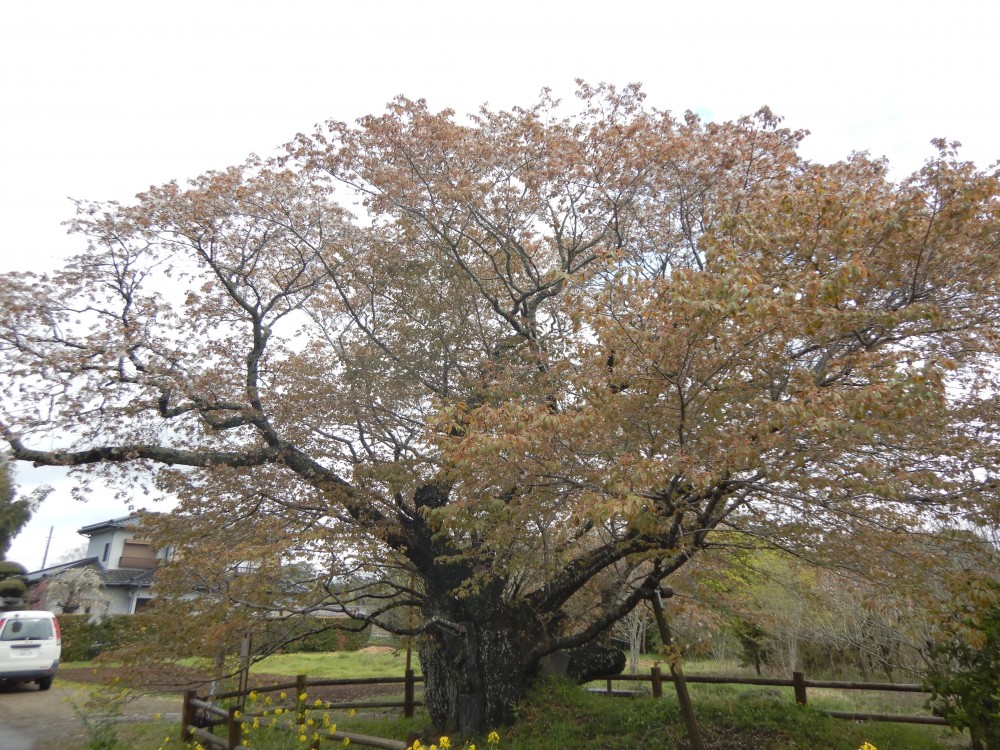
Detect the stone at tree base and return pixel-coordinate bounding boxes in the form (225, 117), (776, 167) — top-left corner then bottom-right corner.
(565, 643), (626, 683)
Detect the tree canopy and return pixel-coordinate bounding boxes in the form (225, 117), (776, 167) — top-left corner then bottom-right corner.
(0, 455), (45, 561)
(1, 83), (998, 732)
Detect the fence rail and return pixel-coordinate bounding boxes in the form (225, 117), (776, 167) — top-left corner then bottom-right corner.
(181, 670), (423, 750)
(180, 667), (947, 750)
(587, 668), (945, 726)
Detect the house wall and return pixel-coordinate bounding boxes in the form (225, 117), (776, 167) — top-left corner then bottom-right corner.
(85, 529), (130, 571)
(103, 588), (133, 616)
(84, 527), (167, 571)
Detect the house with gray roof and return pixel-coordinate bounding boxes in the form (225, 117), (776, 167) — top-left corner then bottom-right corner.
(25, 515), (166, 615)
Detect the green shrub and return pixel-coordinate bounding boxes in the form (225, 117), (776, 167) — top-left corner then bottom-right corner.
(0, 577), (27, 599)
(59, 614), (133, 661)
(0, 561), (27, 578)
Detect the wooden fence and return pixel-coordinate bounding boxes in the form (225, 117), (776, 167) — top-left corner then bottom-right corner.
(587, 668), (947, 726)
(180, 667), (946, 750)
(180, 670), (423, 750)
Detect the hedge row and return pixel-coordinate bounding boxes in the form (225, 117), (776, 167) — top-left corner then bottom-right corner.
(57, 613), (370, 662)
(58, 613), (134, 662)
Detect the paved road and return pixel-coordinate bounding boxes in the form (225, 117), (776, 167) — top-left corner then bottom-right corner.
(0, 679), (179, 750)
(0, 718), (34, 750)
(0, 681), (87, 750)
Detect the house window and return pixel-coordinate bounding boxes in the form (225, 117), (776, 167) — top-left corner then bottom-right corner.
(102, 543), (110, 563)
(119, 540), (156, 569)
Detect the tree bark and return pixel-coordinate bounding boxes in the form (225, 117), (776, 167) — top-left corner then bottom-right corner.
(418, 603), (537, 733)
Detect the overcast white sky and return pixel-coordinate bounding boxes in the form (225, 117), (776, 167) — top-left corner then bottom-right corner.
(2, 0), (998, 568)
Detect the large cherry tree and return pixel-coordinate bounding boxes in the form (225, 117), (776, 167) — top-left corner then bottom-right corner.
(2, 84), (999, 732)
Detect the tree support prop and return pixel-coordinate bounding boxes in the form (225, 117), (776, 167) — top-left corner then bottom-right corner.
(650, 588), (705, 750)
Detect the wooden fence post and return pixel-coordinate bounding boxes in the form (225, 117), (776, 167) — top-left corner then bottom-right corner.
(227, 705), (242, 750)
(297, 673), (309, 724)
(793, 672), (807, 705)
(651, 665), (662, 699)
(404, 668), (415, 718)
(181, 689), (196, 743)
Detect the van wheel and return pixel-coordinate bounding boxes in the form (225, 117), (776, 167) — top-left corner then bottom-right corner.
(38, 677), (53, 691)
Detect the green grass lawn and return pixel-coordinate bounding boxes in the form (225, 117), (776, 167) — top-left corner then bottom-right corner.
(251, 648), (420, 680)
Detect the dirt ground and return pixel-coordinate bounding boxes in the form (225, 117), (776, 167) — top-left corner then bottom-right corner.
(0, 665), (404, 750)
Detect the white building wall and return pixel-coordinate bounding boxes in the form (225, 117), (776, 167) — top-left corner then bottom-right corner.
(85, 529), (134, 571)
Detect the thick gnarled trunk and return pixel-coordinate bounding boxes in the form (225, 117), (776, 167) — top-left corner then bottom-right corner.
(415, 586), (627, 733)
(417, 584), (540, 733)
(419, 616), (534, 733)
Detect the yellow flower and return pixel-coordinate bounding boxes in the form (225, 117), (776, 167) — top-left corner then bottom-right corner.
(487, 731), (500, 745)
(859, 745), (878, 750)
(440, 737), (452, 749)
(314, 698), (324, 707)
(233, 710), (241, 719)
(307, 718), (315, 726)
(248, 690), (258, 701)
(299, 692), (308, 702)
(265, 695), (273, 705)
(153, 713), (162, 720)
(343, 739), (351, 746)
(348, 708), (356, 717)
(299, 735), (308, 743)
(280, 692), (288, 699)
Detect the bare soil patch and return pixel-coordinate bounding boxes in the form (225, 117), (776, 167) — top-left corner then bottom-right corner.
(59, 664), (404, 702)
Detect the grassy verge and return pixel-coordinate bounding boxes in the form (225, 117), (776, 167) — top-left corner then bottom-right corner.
(501, 678), (963, 750)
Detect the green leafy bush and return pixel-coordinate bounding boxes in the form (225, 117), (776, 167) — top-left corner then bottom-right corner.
(59, 614), (133, 661)
(0, 577), (27, 599)
(0, 561), (27, 578)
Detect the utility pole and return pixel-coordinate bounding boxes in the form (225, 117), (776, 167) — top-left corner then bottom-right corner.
(39, 526), (54, 569)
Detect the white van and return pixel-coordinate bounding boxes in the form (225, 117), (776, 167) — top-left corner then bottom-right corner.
(0, 611), (61, 690)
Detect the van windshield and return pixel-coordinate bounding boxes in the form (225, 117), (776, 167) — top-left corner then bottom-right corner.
(0, 618), (54, 641)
